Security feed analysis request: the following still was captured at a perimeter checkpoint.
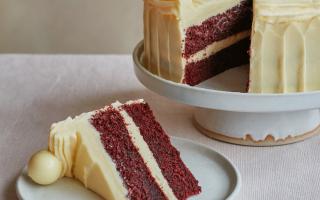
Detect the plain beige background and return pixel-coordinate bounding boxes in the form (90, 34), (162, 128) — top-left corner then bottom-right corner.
(0, 0), (143, 54)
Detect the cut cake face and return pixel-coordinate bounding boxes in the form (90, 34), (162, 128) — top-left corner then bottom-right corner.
(143, 0), (252, 86)
(49, 99), (201, 200)
(143, 0), (320, 93)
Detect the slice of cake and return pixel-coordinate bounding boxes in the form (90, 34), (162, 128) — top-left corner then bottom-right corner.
(28, 99), (201, 200)
(144, 0), (252, 86)
(249, 0), (320, 93)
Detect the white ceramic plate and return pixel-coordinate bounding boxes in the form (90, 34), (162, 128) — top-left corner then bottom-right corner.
(16, 137), (241, 200)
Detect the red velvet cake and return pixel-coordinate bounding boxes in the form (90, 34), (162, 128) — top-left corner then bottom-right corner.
(29, 99), (201, 200)
(144, 0), (252, 86)
(143, 0), (320, 93)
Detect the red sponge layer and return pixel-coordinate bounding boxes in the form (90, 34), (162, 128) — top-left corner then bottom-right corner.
(123, 103), (201, 200)
(184, 37), (250, 86)
(91, 107), (167, 200)
(184, 0), (252, 58)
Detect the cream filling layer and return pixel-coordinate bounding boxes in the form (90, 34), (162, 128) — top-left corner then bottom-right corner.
(49, 112), (128, 200)
(185, 30), (251, 64)
(144, 0), (248, 83)
(113, 100), (178, 200)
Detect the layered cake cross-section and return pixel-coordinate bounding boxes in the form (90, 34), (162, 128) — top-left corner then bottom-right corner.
(28, 99), (201, 200)
(144, 0), (252, 86)
(143, 0), (320, 93)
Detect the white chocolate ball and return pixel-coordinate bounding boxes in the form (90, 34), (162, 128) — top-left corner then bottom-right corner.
(28, 150), (62, 185)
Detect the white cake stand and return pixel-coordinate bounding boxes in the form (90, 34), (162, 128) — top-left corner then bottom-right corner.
(133, 41), (320, 146)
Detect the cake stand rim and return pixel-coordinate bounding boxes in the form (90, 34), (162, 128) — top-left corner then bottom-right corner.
(133, 41), (320, 113)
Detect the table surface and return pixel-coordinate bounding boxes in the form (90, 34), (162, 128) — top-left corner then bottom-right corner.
(1, 55), (320, 200)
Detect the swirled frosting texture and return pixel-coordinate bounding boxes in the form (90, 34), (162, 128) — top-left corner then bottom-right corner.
(249, 1), (320, 93)
(143, 0), (245, 83)
(49, 113), (128, 200)
(48, 100), (180, 200)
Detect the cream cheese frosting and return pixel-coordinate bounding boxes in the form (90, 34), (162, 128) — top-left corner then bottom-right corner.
(145, 0), (242, 28)
(48, 100), (180, 200)
(249, 0), (320, 93)
(49, 112), (128, 200)
(144, 0), (247, 83)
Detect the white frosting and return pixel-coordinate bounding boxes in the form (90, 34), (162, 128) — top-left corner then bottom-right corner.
(49, 112), (128, 200)
(255, 0), (320, 4)
(145, 0), (242, 28)
(249, 1), (320, 93)
(48, 100), (178, 200)
(144, 0), (246, 83)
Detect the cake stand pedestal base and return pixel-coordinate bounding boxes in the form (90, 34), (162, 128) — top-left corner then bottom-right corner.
(194, 108), (320, 146)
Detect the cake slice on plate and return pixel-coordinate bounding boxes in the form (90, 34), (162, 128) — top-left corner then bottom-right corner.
(28, 99), (201, 200)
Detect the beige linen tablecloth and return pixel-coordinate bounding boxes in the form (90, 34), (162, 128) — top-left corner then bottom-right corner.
(1, 55), (320, 200)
